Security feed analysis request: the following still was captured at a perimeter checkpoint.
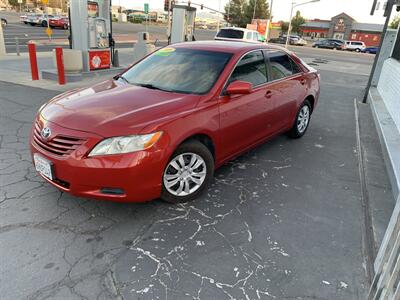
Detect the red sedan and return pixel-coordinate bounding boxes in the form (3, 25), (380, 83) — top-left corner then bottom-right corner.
(49, 16), (69, 29)
(30, 41), (320, 203)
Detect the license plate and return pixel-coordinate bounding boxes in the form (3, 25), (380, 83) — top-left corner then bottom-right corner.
(34, 154), (54, 180)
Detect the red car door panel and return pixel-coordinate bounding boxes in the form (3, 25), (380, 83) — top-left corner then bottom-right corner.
(218, 50), (274, 160)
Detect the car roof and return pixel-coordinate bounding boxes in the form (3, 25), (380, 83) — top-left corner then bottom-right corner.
(171, 41), (290, 54)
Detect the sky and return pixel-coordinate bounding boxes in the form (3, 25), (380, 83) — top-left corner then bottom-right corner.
(117, 0), (392, 24)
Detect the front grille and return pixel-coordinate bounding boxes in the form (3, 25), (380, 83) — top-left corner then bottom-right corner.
(33, 122), (85, 156)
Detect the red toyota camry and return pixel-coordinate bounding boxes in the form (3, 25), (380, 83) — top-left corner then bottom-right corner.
(30, 41), (320, 203)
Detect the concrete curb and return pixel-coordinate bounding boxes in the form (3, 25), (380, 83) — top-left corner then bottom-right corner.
(369, 87), (400, 201)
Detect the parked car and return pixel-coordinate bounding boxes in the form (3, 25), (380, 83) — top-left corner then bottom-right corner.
(20, 14), (28, 23)
(344, 40), (366, 52)
(215, 27), (265, 43)
(312, 39), (344, 50)
(1, 17), (6, 28)
(49, 16), (69, 29)
(30, 41), (320, 203)
(269, 35), (307, 46)
(27, 14), (54, 27)
(362, 46), (379, 54)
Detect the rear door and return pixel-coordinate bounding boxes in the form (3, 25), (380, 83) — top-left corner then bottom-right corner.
(263, 49), (307, 132)
(219, 50), (272, 159)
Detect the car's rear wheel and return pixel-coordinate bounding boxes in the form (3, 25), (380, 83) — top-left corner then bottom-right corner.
(355, 48), (361, 52)
(161, 141), (214, 203)
(41, 20), (47, 27)
(63, 24), (68, 30)
(289, 100), (312, 138)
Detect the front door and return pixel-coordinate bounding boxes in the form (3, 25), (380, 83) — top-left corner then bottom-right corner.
(219, 50), (273, 160)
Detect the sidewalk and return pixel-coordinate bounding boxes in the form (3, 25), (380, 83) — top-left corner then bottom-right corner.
(0, 48), (135, 91)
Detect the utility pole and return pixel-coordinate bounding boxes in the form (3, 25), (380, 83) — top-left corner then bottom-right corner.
(362, 0), (396, 103)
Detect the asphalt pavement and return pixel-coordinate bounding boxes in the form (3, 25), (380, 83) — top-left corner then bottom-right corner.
(0, 37), (394, 299)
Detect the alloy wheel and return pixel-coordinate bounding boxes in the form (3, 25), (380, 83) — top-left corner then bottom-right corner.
(163, 153), (207, 197)
(297, 105), (310, 134)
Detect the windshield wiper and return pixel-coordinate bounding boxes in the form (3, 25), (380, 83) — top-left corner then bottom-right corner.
(134, 83), (172, 92)
(114, 74), (130, 84)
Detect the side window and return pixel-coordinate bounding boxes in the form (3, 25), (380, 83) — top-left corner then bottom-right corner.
(246, 32), (253, 40)
(229, 51), (268, 87)
(266, 50), (297, 80)
(290, 58), (302, 74)
(253, 32), (259, 41)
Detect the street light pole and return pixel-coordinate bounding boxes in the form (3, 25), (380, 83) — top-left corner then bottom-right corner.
(252, 0), (257, 21)
(216, 0), (222, 32)
(227, 0), (231, 26)
(285, 0), (320, 48)
(265, 0), (273, 41)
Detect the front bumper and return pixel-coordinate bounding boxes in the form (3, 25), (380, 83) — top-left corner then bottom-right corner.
(30, 120), (169, 202)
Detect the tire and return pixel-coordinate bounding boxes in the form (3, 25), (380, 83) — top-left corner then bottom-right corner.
(30, 23), (35, 26)
(315, 45), (319, 48)
(161, 141), (214, 203)
(355, 48), (361, 53)
(41, 20), (47, 27)
(289, 100), (312, 138)
(63, 24), (68, 30)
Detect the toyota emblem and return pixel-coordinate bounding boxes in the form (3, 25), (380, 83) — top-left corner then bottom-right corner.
(41, 127), (51, 139)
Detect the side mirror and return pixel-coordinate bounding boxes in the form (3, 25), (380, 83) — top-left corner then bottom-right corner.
(226, 81), (253, 95)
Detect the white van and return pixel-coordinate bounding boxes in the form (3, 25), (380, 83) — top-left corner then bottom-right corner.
(344, 41), (366, 52)
(215, 27), (265, 43)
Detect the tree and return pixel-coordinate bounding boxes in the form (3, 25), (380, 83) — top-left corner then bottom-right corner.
(280, 21), (289, 33)
(390, 15), (400, 29)
(224, 0), (270, 28)
(224, 0), (247, 27)
(244, 0), (270, 23)
(8, 0), (26, 7)
(290, 10), (306, 34)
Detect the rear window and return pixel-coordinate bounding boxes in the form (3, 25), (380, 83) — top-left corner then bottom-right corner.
(217, 29), (244, 39)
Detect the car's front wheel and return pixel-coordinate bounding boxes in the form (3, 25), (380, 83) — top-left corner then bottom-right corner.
(289, 100), (312, 138)
(161, 141), (214, 203)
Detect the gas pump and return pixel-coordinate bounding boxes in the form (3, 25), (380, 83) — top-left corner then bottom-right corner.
(169, 5), (197, 44)
(69, 0), (112, 71)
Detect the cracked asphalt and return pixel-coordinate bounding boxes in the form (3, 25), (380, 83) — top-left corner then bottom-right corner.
(0, 53), (377, 299)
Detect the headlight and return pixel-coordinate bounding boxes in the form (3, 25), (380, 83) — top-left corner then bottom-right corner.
(88, 132), (163, 157)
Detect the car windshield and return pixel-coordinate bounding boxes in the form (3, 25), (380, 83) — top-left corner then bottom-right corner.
(216, 29), (244, 39)
(121, 48), (233, 94)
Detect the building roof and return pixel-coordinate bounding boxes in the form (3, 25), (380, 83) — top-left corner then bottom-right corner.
(351, 23), (384, 32)
(300, 21), (330, 29)
(332, 12), (356, 21)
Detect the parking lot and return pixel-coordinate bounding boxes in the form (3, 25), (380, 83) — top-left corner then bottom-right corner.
(0, 34), (393, 300)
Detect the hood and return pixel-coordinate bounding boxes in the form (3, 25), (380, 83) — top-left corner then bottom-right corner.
(40, 80), (200, 137)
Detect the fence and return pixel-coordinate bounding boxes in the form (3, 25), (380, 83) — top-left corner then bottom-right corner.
(368, 195), (400, 299)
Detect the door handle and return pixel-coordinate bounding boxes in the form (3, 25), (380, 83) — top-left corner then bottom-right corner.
(265, 90), (272, 99)
(300, 79), (306, 85)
